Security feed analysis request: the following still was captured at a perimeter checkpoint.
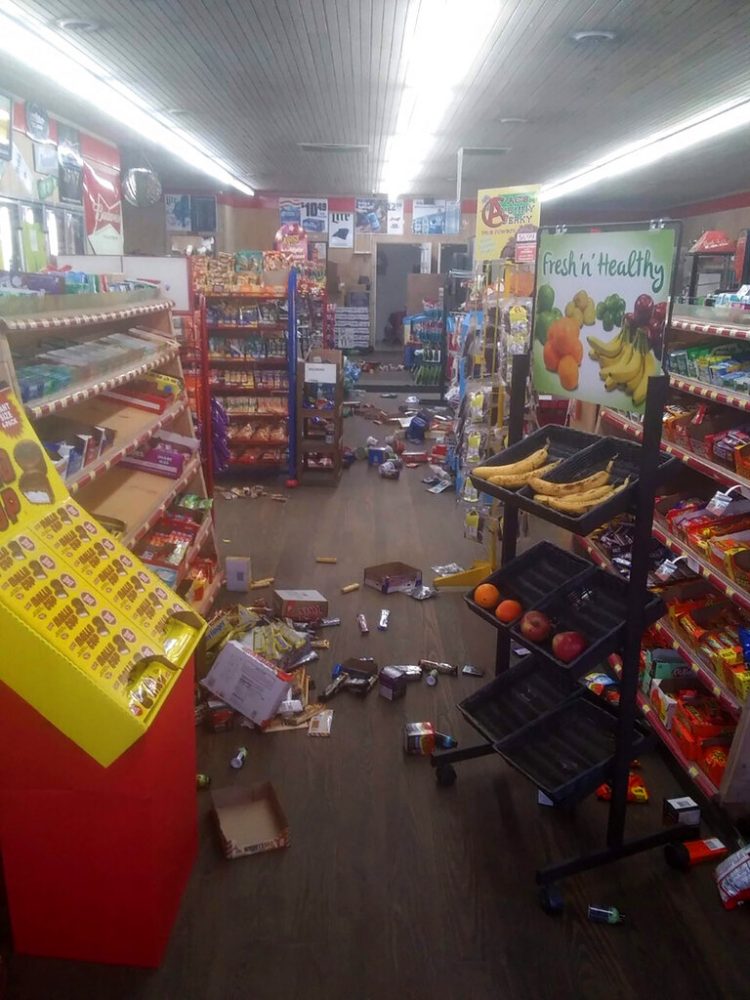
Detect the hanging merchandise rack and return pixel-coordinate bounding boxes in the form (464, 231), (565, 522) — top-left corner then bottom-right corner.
(430, 222), (704, 912)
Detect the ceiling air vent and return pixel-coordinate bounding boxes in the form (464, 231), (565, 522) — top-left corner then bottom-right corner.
(462, 146), (511, 155)
(298, 143), (369, 153)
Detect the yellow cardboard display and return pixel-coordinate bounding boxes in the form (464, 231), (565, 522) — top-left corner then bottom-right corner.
(0, 388), (205, 766)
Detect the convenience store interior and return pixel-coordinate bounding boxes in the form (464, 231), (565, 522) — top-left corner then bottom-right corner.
(2, 2), (750, 999)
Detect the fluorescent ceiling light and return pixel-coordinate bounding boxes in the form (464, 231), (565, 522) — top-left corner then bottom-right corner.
(0, 1), (255, 195)
(380, 0), (501, 197)
(541, 95), (750, 203)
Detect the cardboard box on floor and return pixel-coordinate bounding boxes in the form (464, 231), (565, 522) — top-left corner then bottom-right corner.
(273, 588), (328, 620)
(201, 640), (291, 725)
(364, 562), (422, 594)
(212, 783), (290, 859)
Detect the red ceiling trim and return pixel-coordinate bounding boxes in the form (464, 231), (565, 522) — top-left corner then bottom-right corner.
(669, 190), (750, 218)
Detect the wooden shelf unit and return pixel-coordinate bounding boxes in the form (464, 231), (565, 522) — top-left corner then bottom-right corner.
(0, 290), (222, 616)
(296, 350), (343, 483)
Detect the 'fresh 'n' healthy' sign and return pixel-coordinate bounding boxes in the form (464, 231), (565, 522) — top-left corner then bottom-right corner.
(531, 227), (677, 413)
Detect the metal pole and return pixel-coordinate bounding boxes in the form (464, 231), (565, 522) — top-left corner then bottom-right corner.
(495, 351), (529, 674)
(606, 372), (668, 848)
(286, 269), (299, 482)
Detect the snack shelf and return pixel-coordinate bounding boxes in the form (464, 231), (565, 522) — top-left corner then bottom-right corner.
(208, 357), (286, 366)
(25, 342), (180, 419)
(652, 619), (743, 718)
(68, 396), (188, 494)
(226, 460), (285, 470)
(602, 409), (750, 492)
(671, 315), (750, 343)
(76, 451), (202, 548)
(225, 410), (287, 419)
(575, 536), (743, 715)
(192, 571), (225, 616)
(0, 297), (170, 333)
(220, 412), (285, 420)
(669, 374), (750, 413)
(207, 325), (286, 333)
(636, 693), (719, 799)
(651, 522), (750, 615)
(229, 439), (289, 448)
(204, 292), (287, 300)
(209, 385), (287, 394)
(175, 514), (216, 587)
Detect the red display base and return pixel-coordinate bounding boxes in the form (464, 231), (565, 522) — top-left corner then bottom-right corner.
(0, 660), (197, 968)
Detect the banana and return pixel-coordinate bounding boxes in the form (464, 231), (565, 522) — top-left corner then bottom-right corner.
(632, 352), (659, 406)
(473, 445), (549, 480)
(528, 460), (614, 497)
(604, 374), (619, 392)
(587, 331), (625, 359)
(625, 353), (646, 394)
(486, 460), (559, 487)
(533, 478), (629, 514)
(601, 342), (644, 384)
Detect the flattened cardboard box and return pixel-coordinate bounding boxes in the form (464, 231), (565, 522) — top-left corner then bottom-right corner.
(212, 782), (290, 859)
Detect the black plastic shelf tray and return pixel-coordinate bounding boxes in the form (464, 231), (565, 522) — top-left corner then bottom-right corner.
(492, 693), (651, 805)
(472, 434), (677, 536)
(464, 541), (593, 628)
(469, 426), (599, 486)
(459, 655), (581, 744)
(509, 567), (665, 677)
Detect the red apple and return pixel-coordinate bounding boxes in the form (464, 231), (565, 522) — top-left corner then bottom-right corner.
(519, 610), (552, 643)
(552, 630), (588, 663)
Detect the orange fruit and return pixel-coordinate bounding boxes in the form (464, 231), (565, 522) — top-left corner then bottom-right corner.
(495, 599), (523, 622)
(473, 583), (500, 610)
(558, 355), (579, 391)
(543, 340), (560, 372)
(570, 339), (583, 365)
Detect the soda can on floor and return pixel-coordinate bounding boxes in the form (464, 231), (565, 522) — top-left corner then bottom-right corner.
(230, 746), (248, 770)
(196, 773), (211, 789)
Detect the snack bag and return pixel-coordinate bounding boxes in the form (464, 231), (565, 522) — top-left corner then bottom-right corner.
(715, 844), (750, 909)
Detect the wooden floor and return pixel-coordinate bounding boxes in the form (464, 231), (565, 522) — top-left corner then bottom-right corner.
(7, 397), (750, 999)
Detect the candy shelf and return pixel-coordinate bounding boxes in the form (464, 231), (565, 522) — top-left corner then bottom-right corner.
(175, 513), (216, 588)
(669, 374), (750, 413)
(208, 357), (286, 367)
(192, 571), (225, 616)
(207, 324), (286, 333)
(636, 694), (719, 799)
(67, 396), (188, 494)
(602, 409), (750, 493)
(204, 292), (287, 300)
(23, 342), (180, 419)
(0, 291), (170, 333)
(651, 522), (750, 614)
(76, 451), (202, 548)
(652, 619), (742, 718)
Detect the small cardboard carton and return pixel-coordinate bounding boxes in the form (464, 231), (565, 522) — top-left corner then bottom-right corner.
(272, 589), (328, 621)
(225, 555), (252, 592)
(212, 783), (290, 859)
(364, 562), (422, 594)
(201, 641), (291, 725)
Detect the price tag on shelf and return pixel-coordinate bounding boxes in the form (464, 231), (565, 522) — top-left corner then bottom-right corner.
(713, 685), (722, 698)
(641, 703), (651, 714)
(691, 664), (700, 675)
(688, 766), (699, 778)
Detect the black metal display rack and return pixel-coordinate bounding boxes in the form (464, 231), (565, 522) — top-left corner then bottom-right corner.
(431, 226), (699, 911)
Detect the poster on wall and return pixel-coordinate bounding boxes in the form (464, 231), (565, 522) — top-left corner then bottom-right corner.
(274, 222), (307, 263)
(531, 225), (678, 412)
(355, 198), (387, 233)
(33, 142), (58, 176)
(308, 241), (327, 266)
(165, 194), (192, 232)
(82, 160), (124, 255)
(191, 195), (217, 232)
(57, 125), (83, 204)
(300, 198), (328, 236)
(411, 199), (456, 236)
(279, 197), (302, 225)
(329, 210), (354, 248)
(386, 201), (404, 235)
(25, 102), (49, 142)
(475, 185), (540, 262)
(0, 94), (11, 161)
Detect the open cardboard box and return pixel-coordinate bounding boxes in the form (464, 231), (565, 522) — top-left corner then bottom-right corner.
(212, 783), (290, 859)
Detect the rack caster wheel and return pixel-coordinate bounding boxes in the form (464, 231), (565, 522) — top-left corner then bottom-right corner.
(435, 764), (457, 788)
(539, 885), (565, 915)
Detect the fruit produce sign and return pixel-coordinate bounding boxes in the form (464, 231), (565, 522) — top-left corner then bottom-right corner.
(531, 226), (678, 412)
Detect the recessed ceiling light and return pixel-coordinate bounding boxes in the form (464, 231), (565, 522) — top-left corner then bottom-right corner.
(498, 116), (529, 124)
(55, 17), (101, 32)
(570, 29), (616, 42)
